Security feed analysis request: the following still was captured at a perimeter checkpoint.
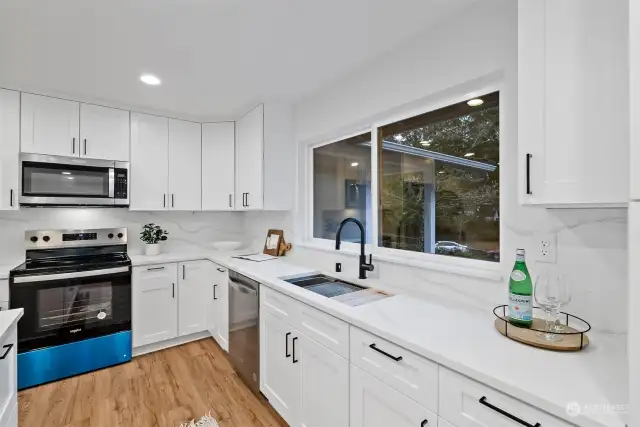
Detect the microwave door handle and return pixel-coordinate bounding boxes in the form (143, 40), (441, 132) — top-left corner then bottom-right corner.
(108, 168), (115, 198)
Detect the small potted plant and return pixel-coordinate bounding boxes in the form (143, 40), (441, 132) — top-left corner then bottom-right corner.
(140, 223), (169, 256)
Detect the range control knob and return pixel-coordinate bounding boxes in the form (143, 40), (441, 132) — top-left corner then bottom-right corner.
(42, 236), (50, 242)
(117, 233), (124, 239)
(29, 236), (38, 243)
(108, 233), (114, 239)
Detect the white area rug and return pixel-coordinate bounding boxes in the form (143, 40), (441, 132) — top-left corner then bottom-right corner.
(180, 413), (219, 427)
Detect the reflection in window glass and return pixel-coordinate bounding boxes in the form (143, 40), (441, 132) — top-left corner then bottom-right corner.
(378, 92), (499, 262)
(313, 133), (372, 243)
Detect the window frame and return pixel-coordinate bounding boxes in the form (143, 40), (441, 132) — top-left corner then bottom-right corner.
(302, 81), (504, 280)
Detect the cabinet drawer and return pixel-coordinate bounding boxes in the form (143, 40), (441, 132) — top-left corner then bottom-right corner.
(261, 286), (299, 325)
(350, 326), (438, 412)
(439, 368), (574, 427)
(298, 303), (349, 358)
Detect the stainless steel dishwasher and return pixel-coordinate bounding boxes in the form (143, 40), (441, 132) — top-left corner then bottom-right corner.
(228, 270), (260, 393)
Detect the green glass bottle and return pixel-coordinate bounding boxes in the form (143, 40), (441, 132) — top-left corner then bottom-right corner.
(508, 249), (533, 327)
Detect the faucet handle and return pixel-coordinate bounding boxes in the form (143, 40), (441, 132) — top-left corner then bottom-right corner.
(368, 254), (373, 265)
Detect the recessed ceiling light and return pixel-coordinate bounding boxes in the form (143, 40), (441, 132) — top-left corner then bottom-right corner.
(351, 162), (359, 167)
(140, 74), (161, 85)
(464, 152), (475, 157)
(62, 171), (71, 175)
(467, 98), (484, 107)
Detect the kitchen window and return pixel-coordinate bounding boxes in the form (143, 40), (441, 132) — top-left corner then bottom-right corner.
(377, 91), (500, 262)
(312, 132), (372, 243)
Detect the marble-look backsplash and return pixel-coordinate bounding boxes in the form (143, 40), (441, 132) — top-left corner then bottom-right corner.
(243, 209), (628, 335)
(0, 208), (245, 263)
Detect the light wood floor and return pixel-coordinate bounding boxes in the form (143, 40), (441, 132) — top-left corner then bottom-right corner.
(18, 338), (288, 427)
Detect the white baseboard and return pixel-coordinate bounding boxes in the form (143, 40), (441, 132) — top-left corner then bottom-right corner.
(132, 331), (212, 357)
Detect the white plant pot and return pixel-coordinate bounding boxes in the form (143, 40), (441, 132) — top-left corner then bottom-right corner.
(144, 243), (161, 256)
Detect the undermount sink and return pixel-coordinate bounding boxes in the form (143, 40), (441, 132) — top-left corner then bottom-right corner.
(284, 274), (367, 298)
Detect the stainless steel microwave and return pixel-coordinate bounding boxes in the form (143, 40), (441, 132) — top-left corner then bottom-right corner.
(19, 154), (129, 207)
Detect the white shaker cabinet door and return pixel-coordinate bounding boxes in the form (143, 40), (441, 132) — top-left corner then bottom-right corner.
(177, 260), (210, 336)
(0, 326), (17, 427)
(296, 333), (349, 427)
(168, 119), (201, 211)
(80, 103), (130, 161)
(130, 112), (169, 210)
(260, 312), (299, 425)
(208, 264), (229, 351)
(236, 104), (263, 210)
(202, 122), (235, 210)
(132, 264), (178, 347)
(350, 364), (438, 427)
(21, 93), (79, 157)
(0, 89), (19, 210)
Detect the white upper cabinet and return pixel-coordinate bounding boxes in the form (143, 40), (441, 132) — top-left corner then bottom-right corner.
(236, 104), (264, 210)
(80, 103), (130, 161)
(0, 89), (20, 210)
(130, 113), (169, 210)
(518, 0), (629, 207)
(168, 119), (202, 211)
(236, 103), (294, 211)
(21, 93), (79, 157)
(202, 122), (235, 210)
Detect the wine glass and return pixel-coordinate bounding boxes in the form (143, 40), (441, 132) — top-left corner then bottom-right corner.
(534, 273), (571, 341)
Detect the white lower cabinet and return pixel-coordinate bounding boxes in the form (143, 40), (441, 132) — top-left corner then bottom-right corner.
(0, 326), (17, 427)
(261, 305), (349, 427)
(207, 263), (229, 351)
(438, 418), (456, 427)
(350, 364), (438, 427)
(177, 260), (211, 336)
(132, 263), (178, 347)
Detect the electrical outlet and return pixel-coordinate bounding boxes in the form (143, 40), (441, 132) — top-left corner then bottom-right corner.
(535, 234), (557, 263)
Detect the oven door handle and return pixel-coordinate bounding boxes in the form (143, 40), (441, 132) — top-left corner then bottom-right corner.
(12, 266), (130, 283)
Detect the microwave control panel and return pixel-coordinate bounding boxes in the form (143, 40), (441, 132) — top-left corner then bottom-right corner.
(114, 169), (128, 199)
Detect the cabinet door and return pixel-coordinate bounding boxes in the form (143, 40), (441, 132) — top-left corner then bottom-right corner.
(202, 122), (235, 210)
(0, 89), (19, 210)
(0, 326), (17, 427)
(132, 264), (178, 347)
(261, 312), (299, 425)
(177, 260), (210, 336)
(236, 104), (263, 210)
(208, 264), (229, 351)
(350, 364), (438, 427)
(130, 113), (169, 210)
(80, 103), (130, 161)
(519, 0), (628, 206)
(21, 93), (79, 157)
(297, 333), (349, 427)
(168, 119), (201, 211)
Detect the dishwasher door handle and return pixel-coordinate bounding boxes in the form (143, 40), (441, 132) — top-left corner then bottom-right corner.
(229, 280), (258, 296)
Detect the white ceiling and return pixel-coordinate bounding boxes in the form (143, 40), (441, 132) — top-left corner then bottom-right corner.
(0, 0), (475, 120)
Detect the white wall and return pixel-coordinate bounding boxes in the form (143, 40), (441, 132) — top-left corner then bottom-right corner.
(0, 209), (244, 265)
(246, 0), (628, 334)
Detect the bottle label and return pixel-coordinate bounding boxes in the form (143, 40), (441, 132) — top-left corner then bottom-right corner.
(510, 270), (526, 282)
(508, 293), (532, 321)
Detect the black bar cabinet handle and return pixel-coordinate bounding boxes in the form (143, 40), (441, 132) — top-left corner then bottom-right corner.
(216, 268), (225, 273)
(72, 137), (75, 154)
(84, 138), (87, 155)
(147, 266), (165, 271)
(292, 336), (298, 363)
(0, 343), (13, 360)
(172, 283), (175, 298)
(526, 153), (532, 195)
(213, 284), (217, 300)
(172, 193), (175, 208)
(479, 396), (541, 427)
(229, 194), (232, 208)
(246, 192), (250, 207)
(285, 332), (291, 358)
(369, 343), (403, 362)
(163, 194), (166, 208)
(421, 420), (428, 427)
(182, 264), (186, 280)
(9, 189), (13, 207)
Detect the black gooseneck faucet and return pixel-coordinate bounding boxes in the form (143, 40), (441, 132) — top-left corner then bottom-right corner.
(335, 217), (374, 279)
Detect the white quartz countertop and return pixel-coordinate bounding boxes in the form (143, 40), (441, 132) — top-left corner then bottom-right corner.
(124, 246), (629, 427)
(0, 308), (23, 342)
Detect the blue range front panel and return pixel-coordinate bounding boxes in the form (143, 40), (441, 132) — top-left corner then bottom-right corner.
(18, 331), (131, 390)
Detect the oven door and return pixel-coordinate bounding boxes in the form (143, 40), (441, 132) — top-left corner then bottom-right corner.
(10, 266), (131, 353)
(20, 154), (117, 206)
